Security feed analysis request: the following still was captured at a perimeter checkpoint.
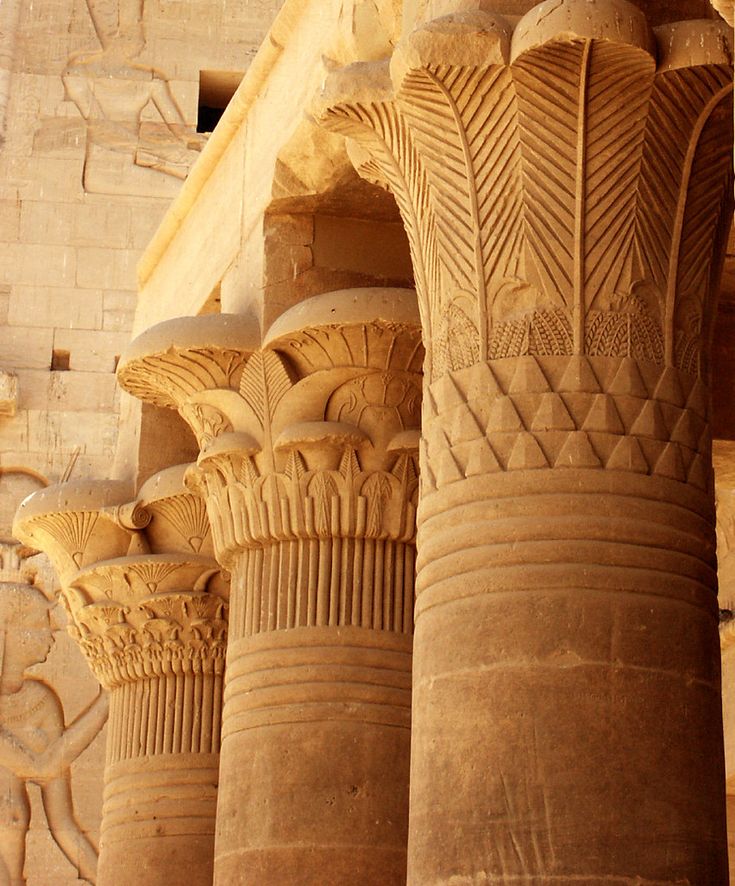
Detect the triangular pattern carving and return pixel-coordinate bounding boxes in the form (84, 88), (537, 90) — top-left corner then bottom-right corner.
(420, 354), (712, 488)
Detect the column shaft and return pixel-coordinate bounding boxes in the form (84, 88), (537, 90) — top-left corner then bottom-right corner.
(98, 674), (222, 885)
(114, 289), (424, 885)
(216, 540), (413, 883)
(316, 2), (734, 880)
(414, 360), (723, 880)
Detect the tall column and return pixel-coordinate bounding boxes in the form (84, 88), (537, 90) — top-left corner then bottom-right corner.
(14, 466), (228, 886)
(318, 3), (734, 882)
(716, 466), (735, 883)
(116, 289), (423, 885)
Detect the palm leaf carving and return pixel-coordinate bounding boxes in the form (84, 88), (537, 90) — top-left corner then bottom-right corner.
(238, 351), (293, 432)
(513, 41), (583, 316)
(673, 97), (733, 373)
(398, 63), (524, 360)
(398, 66), (479, 297)
(637, 64), (732, 364)
(583, 42), (652, 310)
(320, 29), (732, 373)
(322, 95), (438, 361)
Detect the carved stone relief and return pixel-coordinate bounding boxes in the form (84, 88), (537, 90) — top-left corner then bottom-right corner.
(61, 0), (205, 197)
(116, 289), (423, 885)
(0, 542), (108, 886)
(13, 468), (228, 886)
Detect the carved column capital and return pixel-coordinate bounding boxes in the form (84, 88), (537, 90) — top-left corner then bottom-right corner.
(119, 289), (424, 575)
(316, 2), (733, 382)
(117, 314), (259, 447)
(14, 468), (227, 692)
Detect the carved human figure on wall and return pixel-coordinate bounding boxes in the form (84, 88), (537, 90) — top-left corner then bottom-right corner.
(62, 0), (205, 197)
(0, 584), (108, 885)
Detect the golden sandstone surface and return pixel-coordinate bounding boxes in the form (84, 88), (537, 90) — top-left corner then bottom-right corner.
(4, 0), (735, 883)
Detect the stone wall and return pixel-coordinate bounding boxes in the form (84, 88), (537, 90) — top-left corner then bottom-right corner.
(0, 1), (283, 881)
(0, 0), (282, 508)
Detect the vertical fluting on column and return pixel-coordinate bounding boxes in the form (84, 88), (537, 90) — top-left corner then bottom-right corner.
(116, 290), (423, 884)
(14, 467), (228, 886)
(317, 2), (734, 882)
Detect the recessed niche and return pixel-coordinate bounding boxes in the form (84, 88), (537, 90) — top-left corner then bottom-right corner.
(51, 349), (70, 371)
(197, 70), (244, 133)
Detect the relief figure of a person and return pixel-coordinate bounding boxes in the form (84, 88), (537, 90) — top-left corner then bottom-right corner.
(0, 585), (108, 885)
(62, 0), (205, 196)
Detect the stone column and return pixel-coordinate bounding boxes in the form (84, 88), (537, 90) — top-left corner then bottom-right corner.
(716, 461), (735, 883)
(14, 466), (228, 886)
(318, 3), (734, 882)
(116, 289), (423, 885)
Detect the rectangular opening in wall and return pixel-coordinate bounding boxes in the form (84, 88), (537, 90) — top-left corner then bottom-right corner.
(51, 349), (70, 371)
(197, 70), (245, 133)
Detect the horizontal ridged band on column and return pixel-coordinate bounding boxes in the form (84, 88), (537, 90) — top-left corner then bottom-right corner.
(221, 627), (412, 738)
(101, 754), (219, 844)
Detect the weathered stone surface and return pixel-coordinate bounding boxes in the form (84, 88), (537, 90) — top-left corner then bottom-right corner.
(319, 1), (733, 881)
(14, 468), (229, 886)
(117, 288), (423, 884)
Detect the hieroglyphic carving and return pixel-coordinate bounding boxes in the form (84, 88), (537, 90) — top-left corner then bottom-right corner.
(316, 6), (733, 382)
(0, 544), (107, 885)
(62, 0), (206, 196)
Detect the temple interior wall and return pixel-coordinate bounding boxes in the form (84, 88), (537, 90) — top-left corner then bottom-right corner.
(0, 0), (282, 511)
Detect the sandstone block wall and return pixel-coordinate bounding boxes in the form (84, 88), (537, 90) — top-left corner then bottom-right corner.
(0, 0), (282, 503)
(0, 1), (284, 882)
